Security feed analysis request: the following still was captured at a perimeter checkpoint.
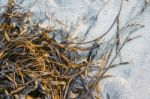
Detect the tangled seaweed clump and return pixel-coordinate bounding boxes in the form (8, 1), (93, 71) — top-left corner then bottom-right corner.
(0, 1), (97, 99)
(0, 0), (144, 99)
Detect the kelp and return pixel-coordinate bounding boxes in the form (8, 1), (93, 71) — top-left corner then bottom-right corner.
(0, 0), (144, 99)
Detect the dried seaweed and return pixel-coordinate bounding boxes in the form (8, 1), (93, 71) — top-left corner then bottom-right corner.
(0, 0), (144, 99)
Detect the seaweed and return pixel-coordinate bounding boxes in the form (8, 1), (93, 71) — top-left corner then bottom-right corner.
(0, 0), (144, 99)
